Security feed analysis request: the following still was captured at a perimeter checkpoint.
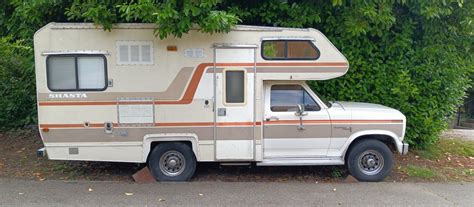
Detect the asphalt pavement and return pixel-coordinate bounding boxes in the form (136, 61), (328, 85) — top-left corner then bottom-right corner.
(0, 178), (473, 206)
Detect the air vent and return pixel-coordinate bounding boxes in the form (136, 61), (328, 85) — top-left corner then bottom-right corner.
(116, 41), (154, 65)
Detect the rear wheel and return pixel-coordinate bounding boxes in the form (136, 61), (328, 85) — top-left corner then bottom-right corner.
(148, 142), (196, 181)
(346, 139), (393, 182)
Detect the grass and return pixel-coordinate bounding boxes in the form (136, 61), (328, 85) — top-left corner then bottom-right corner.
(461, 169), (473, 177)
(415, 138), (474, 160)
(330, 166), (345, 178)
(403, 165), (438, 179)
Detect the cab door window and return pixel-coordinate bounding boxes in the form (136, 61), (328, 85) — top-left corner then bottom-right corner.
(270, 85), (320, 112)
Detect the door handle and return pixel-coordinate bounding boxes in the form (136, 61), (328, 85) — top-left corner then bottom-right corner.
(265, 116), (279, 121)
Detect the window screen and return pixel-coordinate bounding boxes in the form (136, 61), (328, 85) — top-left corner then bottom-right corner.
(270, 85), (320, 112)
(77, 57), (106, 89)
(47, 55), (107, 91)
(225, 70), (245, 104)
(262, 40), (319, 60)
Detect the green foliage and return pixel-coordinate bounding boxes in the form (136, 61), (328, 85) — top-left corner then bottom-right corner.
(330, 166), (345, 178)
(65, 0), (240, 39)
(0, 0), (472, 148)
(0, 0), (70, 41)
(0, 37), (36, 129)
(402, 165), (438, 179)
(416, 138), (474, 160)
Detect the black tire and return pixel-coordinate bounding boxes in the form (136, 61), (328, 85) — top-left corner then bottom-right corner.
(148, 142), (196, 181)
(346, 139), (393, 182)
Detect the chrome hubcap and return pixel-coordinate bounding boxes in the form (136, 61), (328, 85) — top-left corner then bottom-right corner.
(159, 151), (186, 176)
(358, 150), (384, 175)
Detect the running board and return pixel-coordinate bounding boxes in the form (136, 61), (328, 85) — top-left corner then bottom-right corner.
(257, 157), (344, 166)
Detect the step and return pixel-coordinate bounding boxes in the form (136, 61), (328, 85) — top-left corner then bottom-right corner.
(257, 157), (344, 166)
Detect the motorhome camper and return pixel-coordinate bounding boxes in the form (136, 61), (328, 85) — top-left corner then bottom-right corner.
(34, 23), (408, 182)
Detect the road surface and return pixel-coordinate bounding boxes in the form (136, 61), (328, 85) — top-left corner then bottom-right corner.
(0, 178), (472, 206)
(443, 129), (474, 141)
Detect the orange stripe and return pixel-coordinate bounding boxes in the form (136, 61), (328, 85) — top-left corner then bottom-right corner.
(38, 62), (348, 106)
(264, 120), (403, 124)
(40, 122), (262, 129)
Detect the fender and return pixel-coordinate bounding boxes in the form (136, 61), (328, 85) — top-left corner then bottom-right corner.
(142, 133), (199, 163)
(341, 130), (403, 160)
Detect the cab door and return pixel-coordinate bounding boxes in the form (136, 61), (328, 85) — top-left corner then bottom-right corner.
(263, 83), (331, 158)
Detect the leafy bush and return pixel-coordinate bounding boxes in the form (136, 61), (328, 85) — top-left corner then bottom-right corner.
(0, 37), (36, 129)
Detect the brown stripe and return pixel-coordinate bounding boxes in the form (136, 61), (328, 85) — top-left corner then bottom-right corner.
(264, 125), (331, 138)
(38, 62), (348, 106)
(41, 126), (262, 143)
(39, 120), (400, 129)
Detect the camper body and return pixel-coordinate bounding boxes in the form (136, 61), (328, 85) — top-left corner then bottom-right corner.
(34, 23), (408, 181)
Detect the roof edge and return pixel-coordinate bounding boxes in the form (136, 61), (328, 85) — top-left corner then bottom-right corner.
(46, 22), (311, 32)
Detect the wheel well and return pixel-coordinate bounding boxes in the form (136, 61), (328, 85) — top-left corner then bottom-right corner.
(147, 141), (194, 163)
(344, 135), (396, 162)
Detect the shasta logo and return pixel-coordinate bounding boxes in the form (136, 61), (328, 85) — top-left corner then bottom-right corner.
(48, 93), (87, 99)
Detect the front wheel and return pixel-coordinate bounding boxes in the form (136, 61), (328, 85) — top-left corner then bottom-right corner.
(148, 142), (197, 181)
(346, 139), (393, 182)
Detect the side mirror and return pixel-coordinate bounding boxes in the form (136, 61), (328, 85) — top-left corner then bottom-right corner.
(295, 104), (308, 116)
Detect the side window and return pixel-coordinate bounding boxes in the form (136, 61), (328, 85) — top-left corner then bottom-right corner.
(225, 70), (245, 104)
(287, 41), (319, 59)
(270, 85), (320, 112)
(262, 41), (286, 59)
(262, 40), (320, 60)
(47, 55), (107, 91)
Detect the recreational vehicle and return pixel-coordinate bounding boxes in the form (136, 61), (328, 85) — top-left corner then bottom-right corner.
(34, 23), (408, 182)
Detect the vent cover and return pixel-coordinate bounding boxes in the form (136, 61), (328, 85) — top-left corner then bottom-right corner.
(116, 41), (154, 65)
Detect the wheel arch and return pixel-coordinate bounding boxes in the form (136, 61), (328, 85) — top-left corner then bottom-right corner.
(342, 130), (400, 161)
(142, 133), (199, 163)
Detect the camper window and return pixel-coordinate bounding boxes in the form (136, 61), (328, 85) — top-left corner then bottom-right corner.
(270, 85), (320, 112)
(224, 70), (246, 104)
(262, 40), (319, 60)
(46, 55), (107, 91)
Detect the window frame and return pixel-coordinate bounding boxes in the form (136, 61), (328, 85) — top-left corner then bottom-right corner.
(269, 84), (321, 112)
(223, 68), (247, 106)
(261, 40), (320, 61)
(46, 54), (108, 92)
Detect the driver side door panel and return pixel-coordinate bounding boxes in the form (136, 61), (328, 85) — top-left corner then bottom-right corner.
(263, 84), (331, 158)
